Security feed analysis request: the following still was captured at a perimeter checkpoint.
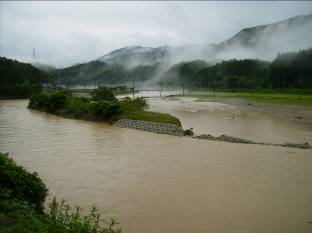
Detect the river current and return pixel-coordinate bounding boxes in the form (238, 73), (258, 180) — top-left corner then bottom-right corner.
(0, 99), (311, 233)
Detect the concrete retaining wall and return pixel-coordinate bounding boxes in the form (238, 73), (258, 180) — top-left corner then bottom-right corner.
(114, 119), (185, 136)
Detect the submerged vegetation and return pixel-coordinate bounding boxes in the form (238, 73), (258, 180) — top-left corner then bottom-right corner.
(0, 152), (121, 233)
(28, 88), (181, 125)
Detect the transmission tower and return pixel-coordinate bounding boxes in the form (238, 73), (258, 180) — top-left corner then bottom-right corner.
(32, 48), (36, 61)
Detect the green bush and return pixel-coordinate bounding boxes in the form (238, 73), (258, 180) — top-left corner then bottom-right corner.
(28, 92), (69, 113)
(91, 101), (122, 120)
(91, 87), (116, 101)
(184, 128), (194, 136)
(64, 97), (91, 118)
(47, 93), (68, 113)
(119, 97), (148, 111)
(0, 153), (48, 212)
(28, 93), (50, 109)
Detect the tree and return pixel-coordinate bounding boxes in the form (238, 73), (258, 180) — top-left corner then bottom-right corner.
(91, 86), (116, 101)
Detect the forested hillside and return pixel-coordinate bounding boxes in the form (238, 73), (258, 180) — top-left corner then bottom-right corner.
(270, 49), (312, 88)
(53, 60), (165, 86)
(0, 57), (51, 98)
(52, 60), (130, 86)
(193, 59), (271, 88)
(191, 48), (312, 89)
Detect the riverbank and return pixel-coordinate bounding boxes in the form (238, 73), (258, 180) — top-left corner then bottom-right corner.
(179, 89), (312, 106)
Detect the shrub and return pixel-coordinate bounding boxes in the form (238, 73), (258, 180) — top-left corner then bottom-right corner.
(0, 153), (48, 212)
(119, 97), (147, 111)
(47, 92), (68, 113)
(64, 97), (91, 118)
(28, 93), (50, 109)
(28, 92), (69, 113)
(91, 101), (122, 120)
(184, 128), (194, 136)
(47, 199), (121, 233)
(91, 87), (116, 101)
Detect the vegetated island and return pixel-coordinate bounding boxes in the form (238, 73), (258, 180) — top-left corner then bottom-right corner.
(28, 87), (183, 135)
(0, 152), (121, 233)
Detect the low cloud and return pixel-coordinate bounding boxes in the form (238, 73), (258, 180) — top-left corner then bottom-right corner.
(0, 1), (311, 67)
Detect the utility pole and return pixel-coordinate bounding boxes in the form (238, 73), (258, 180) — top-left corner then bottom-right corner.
(32, 48), (36, 61)
(182, 84), (185, 96)
(298, 79), (303, 101)
(213, 76), (216, 97)
(160, 80), (163, 98)
(132, 76), (135, 99)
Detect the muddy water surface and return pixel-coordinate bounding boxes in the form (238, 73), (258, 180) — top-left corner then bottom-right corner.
(0, 99), (312, 233)
(148, 97), (312, 144)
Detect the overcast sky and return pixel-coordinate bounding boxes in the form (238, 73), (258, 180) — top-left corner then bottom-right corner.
(0, 1), (311, 67)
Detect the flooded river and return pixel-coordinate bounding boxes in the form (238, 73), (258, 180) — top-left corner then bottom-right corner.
(148, 97), (312, 144)
(0, 99), (312, 233)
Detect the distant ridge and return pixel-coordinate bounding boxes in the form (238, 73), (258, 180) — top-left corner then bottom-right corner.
(95, 14), (312, 66)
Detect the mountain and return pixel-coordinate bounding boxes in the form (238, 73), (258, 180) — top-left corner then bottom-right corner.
(215, 14), (312, 60)
(97, 46), (170, 68)
(53, 60), (165, 86)
(52, 60), (130, 86)
(95, 14), (312, 66)
(55, 14), (312, 87)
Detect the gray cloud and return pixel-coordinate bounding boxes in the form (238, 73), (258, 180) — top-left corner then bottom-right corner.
(0, 1), (311, 67)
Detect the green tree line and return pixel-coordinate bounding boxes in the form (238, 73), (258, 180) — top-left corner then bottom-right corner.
(0, 57), (52, 98)
(186, 48), (312, 89)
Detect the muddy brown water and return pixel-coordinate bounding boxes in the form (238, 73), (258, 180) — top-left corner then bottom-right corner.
(148, 97), (312, 144)
(0, 99), (312, 233)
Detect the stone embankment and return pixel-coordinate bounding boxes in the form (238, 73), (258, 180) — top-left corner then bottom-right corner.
(114, 119), (185, 136)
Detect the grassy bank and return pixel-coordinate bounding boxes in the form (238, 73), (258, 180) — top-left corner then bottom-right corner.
(0, 152), (121, 233)
(28, 89), (181, 126)
(181, 89), (312, 106)
(119, 110), (181, 125)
